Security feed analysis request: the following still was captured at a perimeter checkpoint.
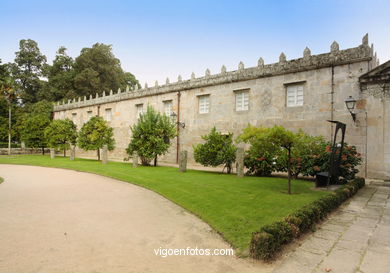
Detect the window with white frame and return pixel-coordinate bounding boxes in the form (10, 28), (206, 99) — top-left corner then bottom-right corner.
(198, 95), (210, 114)
(164, 100), (173, 117)
(235, 90), (249, 111)
(136, 104), (144, 118)
(87, 111), (93, 121)
(105, 108), (112, 122)
(71, 113), (77, 123)
(286, 84), (304, 107)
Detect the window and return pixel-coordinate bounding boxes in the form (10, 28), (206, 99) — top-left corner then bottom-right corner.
(235, 90), (249, 111)
(60, 111), (65, 119)
(105, 108), (112, 122)
(136, 104), (144, 118)
(198, 95), (210, 114)
(87, 111), (93, 121)
(286, 84), (304, 107)
(71, 113), (77, 123)
(164, 100), (173, 117)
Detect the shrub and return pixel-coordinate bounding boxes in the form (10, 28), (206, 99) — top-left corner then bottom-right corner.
(249, 177), (365, 260)
(44, 119), (77, 156)
(78, 116), (115, 160)
(126, 105), (176, 166)
(237, 125), (280, 176)
(306, 142), (362, 182)
(193, 127), (237, 173)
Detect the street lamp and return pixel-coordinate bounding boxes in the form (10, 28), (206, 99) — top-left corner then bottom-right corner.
(170, 112), (185, 128)
(345, 96), (357, 122)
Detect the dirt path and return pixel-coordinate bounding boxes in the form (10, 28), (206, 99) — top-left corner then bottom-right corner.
(0, 165), (273, 273)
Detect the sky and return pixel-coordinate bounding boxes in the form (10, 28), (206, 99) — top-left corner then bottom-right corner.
(1, 0), (389, 86)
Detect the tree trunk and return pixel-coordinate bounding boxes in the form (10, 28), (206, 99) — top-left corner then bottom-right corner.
(8, 105), (11, 156)
(287, 148), (291, 194)
(97, 149), (100, 161)
(42, 147), (45, 155)
(64, 149), (66, 157)
(154, 156), (157, 167)
(226, 163), (232, 174)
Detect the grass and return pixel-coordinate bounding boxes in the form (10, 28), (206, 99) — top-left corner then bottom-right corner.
(0, 154), (329, 255)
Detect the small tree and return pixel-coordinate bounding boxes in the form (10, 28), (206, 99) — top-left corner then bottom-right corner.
(193, 127), (237, 173)
(267, 126), (296, 194)
(126, 106), (176, 166)
(20, 114), (51, 154)
(78, 116), (115, 160)
(44, 119), (77, 156)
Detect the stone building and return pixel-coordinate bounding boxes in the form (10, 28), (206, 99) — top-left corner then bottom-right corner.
(53, 34), (390, 179)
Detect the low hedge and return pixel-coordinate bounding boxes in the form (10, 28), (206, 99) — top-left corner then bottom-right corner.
(249, 177), (365, 260)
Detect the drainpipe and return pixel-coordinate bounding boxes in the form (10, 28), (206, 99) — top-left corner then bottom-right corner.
(176, 91), (181, 164)
(330, 65), (335, 140)
(97, 105), (100, 117)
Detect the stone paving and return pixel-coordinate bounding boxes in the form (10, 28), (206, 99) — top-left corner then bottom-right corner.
(273, 181), (390, 273)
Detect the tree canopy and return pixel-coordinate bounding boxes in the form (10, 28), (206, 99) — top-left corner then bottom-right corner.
(193, 127), (237, 173)
(126, 105), (176, 166)
(78, 116), (115, 160)
(44, 119), (77, 156)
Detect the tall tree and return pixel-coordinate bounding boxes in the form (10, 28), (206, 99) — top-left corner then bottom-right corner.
(73, 43), (139, 97)
(11, 39), (47, 104)
(46, 46), (76, 101)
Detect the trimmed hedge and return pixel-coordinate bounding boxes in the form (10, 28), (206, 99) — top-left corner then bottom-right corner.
(250, 177), (365, 260)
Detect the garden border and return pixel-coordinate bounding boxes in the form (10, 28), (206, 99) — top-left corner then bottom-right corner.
(249, 177), (365, 260)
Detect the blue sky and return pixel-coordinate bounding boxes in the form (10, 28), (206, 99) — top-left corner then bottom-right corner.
(1, 0), (389, 85)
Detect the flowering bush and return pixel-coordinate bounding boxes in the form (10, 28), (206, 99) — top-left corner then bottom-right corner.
(305, 142), (362, 182)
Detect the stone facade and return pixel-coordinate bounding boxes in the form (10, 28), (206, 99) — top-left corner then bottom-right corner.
(53, 34), (389, 179)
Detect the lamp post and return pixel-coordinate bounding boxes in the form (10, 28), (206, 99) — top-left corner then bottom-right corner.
(345, 96), (357, 122)
(170, 112), (185, 129)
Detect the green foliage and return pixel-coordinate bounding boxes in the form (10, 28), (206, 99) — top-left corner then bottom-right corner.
(78, 116), (115, 159)
(74, 43), (140, 98)
(304, 142), (362, 182)
(46, 46), (76, 101)
(276, 132), (327, 178)
(193, 127), (237, 173)
(237, 125), (278, 176)
(11, 39), (47, 104)
(44, 119), (77, 153)
(20, 114), (50, 152)
(250, 177), (365, 260)
(126, 106), (176, 166)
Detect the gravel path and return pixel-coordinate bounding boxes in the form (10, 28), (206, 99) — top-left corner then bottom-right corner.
(0, 165), (272, 273)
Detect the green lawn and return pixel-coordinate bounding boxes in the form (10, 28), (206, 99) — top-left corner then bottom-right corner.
(0, 155), (328, 255)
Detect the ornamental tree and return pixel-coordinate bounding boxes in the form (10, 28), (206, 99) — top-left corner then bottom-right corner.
(20, 114), (51, 154)
(193, 127), (237, 173)
(126, 105), (176, 166)
(44, 119), (77, 156)
(78, 116), (115, 160)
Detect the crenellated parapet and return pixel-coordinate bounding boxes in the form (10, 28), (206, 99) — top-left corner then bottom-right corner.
(54, 34), (374, 111)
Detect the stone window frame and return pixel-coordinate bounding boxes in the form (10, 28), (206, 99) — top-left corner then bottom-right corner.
(197, 94), (210, 114)
(105, 108), (112, 122)
(136, 103), (144, 118)
(234, 88), (250, 112)
(86, 110), (93, 121)
(284, 81), (306, 107)
(163, 99), (173, 117)
(71, 112), (77, 123)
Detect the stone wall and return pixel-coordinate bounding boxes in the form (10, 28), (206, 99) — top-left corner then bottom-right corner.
(53, 35), (389, 179)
